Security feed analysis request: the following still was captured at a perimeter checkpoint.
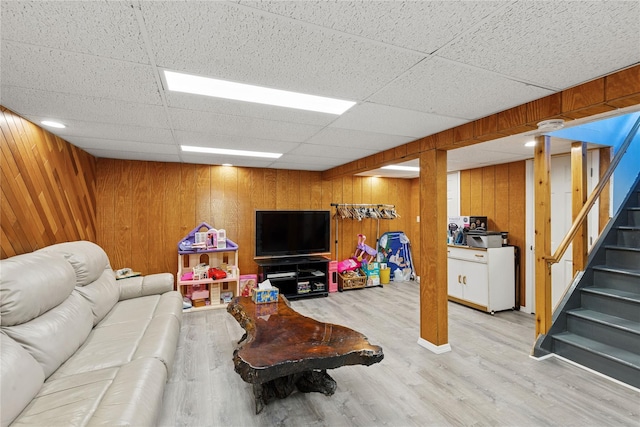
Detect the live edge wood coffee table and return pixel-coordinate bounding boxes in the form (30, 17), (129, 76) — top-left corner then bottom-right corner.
(227, 295), (384, 413)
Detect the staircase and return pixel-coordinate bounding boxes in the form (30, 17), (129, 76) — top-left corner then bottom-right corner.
(535, 174), (640, 388)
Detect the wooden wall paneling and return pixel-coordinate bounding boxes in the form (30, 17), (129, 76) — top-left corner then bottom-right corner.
(468, 169), (483, 215)
(5, 115), (53, 246)
(261, 169), (277, 210)
(97, 159), (116, 266)
(508, 161), (527, 307)
(222, 166), (240, 260)
(309, 172), (323, 210)
(32, 132), (67, 240)
(164, 162), (182, 277)
(494, 164), (510, 233)
(482, 166), (496, 229)
(131, 161), (150, 274)
(148, 161), (166, 274)
(1, 107), (96, 259)
(321, 177), (334, 259)
(1, 138), (34, 256)
(275, 170), (289, 209)
(209, 165), (223, 228)
(179, 164), (196, 240)
(195, 165), (211, 224)
(113, 161), (133, 270)
(459, 170), (471, 216)
(298, 171), (312, 209)
(237, 167), (253, 274)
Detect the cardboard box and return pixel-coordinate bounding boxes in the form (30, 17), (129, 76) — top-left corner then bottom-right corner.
(251, 287), (279, 304)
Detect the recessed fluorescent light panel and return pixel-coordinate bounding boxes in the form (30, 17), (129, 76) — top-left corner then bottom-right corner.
(164, 70), (355, 115)
(181, 145), (282, 159)
(41, 120), (65, 128)
(381, 165), (420, 172)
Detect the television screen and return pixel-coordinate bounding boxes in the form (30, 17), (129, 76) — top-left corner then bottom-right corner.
(255, 210), (331, 258)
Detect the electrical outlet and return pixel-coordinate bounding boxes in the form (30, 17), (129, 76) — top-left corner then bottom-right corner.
(416, 216), (420, 223)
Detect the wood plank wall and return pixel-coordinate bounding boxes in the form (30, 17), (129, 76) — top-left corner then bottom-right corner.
(459, 161), (527, 306)
(96, 159), (415, 278)
(0, 107), (97, 258)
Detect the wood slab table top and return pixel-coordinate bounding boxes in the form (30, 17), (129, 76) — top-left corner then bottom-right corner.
(227, 295), (384, 412)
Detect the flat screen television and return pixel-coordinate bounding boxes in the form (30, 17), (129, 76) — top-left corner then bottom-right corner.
(255, 210), (331, 259)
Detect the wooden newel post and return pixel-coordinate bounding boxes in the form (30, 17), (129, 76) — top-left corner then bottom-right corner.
(534, 135), (552, 337)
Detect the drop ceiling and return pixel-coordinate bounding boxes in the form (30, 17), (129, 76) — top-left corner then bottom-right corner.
(1, 1), (639, 175)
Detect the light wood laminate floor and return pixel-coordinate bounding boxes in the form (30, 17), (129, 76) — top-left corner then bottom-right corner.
(158, 281), (639, 426)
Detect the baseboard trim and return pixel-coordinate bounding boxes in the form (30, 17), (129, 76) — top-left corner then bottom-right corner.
(417, 337), (451, 354)
(553, 354), (640, 393)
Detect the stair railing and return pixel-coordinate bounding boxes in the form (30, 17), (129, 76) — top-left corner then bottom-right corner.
(545, 116), (640, 266)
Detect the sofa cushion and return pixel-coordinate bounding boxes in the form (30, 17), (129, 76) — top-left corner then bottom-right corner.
(0, 333), (45, 427)
(88, 358), (167, 426)
(10, 358), (166, 427)
(0, 251), (76, 326)
(10, 367), (118, 427)
(49, 292), (182, 380)
(38, 241), (110, 287)
(74, 269), (119, 326)
(118, 273), (174, 301)
(2, 292), (93, 378)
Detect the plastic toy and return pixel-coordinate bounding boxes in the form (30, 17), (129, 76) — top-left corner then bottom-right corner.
(354, 234), (377, 263)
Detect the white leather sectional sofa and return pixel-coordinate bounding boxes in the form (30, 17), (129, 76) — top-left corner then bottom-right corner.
(0, 241), (182, 426)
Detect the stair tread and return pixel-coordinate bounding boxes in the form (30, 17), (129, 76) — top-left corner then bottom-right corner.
(604, 245), (640, 252)
(582, 287), (640, 303)
(567, 308), (640, 333)
(592, 265), (640, 276)
(554, 332), (640, 367)
(618, 225), (640, 231)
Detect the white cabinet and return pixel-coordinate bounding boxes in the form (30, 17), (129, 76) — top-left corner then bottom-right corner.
(447, 245), (514, 314)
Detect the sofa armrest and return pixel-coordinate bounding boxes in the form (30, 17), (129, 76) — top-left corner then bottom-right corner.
(118, 273), (175, 301)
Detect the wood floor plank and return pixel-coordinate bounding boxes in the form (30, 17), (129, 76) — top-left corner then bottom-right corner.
(158, 281), (639, 426)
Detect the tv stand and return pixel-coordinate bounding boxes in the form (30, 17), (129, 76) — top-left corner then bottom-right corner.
(256, 256), (329, 300)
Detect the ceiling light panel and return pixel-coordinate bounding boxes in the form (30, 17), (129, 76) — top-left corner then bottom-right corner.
(180, 145), (282, 159)
(164, 70), (355, 115)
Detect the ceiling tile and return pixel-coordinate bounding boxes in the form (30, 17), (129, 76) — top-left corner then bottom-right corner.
(1, 1), (148, 63)
(174, 130), (300, 153)
(1, 87), (169, 129)
(169, 108), (322, 142)
(238, 1), (506, 54)
(22, 116), (174, 145)
(288, 143), (377, 161)
(65, 137), (178, 155)
(165, 91), (337, 127)
(1, 42), (161, 104)
(436, 1), (640, 89)
(305, 127), (414, 151)
(179, 154), (275, 168)
(330, 101), (470, 136)
(139, 1), (424, 99)
(368, 57), (554, 119)
(88, 149), (181, 163)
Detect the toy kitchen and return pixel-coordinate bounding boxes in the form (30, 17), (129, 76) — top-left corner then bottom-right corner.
(446, 216), (518, 314)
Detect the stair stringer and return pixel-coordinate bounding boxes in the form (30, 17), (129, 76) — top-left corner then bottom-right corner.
(534, 172), (640, 357)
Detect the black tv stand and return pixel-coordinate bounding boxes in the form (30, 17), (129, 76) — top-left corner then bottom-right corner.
(256, 256), (329, 300)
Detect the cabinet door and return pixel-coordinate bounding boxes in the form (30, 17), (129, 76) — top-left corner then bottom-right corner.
(461, 261), (488, 307)
(447, 258), (464, 299)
